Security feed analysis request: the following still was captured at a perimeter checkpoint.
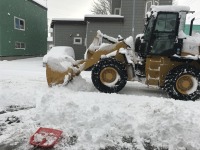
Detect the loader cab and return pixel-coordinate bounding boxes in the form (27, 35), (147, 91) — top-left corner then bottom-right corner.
(143, 12), (179, 56)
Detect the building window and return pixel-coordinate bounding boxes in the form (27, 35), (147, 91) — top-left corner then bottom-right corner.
(114, 8), (121, 15)
(15, 42), (26, 49)
(73, 37), (82, 45)
(145, 0), (159, 14)
(14, 17), (25, 31)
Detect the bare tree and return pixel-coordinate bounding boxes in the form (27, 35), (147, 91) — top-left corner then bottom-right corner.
(172, 0), (178, 5)
(91, 0), (112, 15)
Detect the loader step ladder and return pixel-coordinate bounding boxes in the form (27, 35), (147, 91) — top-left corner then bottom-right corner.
(146, 57), (161, 86)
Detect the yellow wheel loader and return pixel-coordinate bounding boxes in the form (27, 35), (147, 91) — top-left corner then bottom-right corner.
(46, 5), (200, 101)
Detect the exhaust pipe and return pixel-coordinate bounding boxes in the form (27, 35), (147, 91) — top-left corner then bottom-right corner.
(189, 18), (195, 36)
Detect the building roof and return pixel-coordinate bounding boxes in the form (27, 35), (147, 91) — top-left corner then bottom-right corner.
(84, 14), (124, 22)
(50, 15), (124, 28)
(52, 18), (84, 21)
(84, 14), (124, 18)
(151, 5), (190, 13)
(50, 18), (86, 28)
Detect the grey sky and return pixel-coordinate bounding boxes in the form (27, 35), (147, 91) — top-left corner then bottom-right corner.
(47, 0), (93, 19)
(35, 0), (200, 25)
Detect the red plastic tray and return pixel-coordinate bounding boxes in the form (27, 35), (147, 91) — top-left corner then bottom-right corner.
(30, 127), (63, 148)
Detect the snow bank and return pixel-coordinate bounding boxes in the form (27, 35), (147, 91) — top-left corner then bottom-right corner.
(35, 90), (200, 149)
(138, 100), (200, 149)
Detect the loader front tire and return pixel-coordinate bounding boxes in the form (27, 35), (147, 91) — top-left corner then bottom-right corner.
(92, 58), (127, 93)
(164, 65), (200, 101)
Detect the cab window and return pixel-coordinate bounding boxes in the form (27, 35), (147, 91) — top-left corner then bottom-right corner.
(155, 13), (177, 32)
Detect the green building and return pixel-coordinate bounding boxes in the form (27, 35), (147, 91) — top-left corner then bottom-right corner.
(0, 0), (47, 60)
(184, 24), (200, 35)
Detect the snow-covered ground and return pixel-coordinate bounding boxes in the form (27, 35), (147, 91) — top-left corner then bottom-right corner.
(0, 57), (200, 150)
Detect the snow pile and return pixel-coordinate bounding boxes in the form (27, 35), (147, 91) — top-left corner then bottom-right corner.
(66, 75), (94, 92)
(47, 56), (75, 73)
(88, 30), (132, 53)
(88, 31), (103, 51)
(35, 91), (200, 149)
(43, 46), (75, 63)
(137, 100), (200, 149)
(98, 43), (116, 51)
(124, 36), (134, 49)
(44, 46), (76, 73)
(98, 30), (118, 43)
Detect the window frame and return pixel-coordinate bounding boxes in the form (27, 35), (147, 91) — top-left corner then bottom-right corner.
(154, 13), (178, 33)
(14, 16), (25, 31)
(15, 41), (26, 49)
(149, 12), (179, 56)
(114, 8), (121, 15)
(73, 37), (82, 45)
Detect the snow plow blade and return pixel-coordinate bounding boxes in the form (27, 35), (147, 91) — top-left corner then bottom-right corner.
(46, 64), (74, 87)
(46, 57), (84, 87)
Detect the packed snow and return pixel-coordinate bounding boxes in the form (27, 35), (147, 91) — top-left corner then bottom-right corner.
(43, 46), (75, 63)
(87, 30), (119, 53)
(85, 14), (124, 18)
(44, 46), (76, 72)
(0, 57), (200, 150)
(178, 30), (200, 56)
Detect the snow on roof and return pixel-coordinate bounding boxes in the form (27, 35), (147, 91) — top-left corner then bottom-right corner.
(52, 18), (84, 21)
(151, 5), (190, 13)
(32, 0), (47, 8)
(51, 18), (85, 28)
(85, 14), (124, 18)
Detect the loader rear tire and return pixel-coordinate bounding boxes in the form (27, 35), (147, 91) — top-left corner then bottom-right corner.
(92, 58), (127, 93)
(164, 65), (200, 101)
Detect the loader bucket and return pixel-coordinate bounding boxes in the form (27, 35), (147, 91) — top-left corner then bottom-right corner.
(46, 64), (74, 86)
(46, 56), (82, 86)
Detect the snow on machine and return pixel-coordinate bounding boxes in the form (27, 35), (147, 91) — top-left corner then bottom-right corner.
(46, 5), (200, 101)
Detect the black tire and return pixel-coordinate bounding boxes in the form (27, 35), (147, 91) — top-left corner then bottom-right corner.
(164, 65), (200, 101)
(92, 58), (127, 93)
